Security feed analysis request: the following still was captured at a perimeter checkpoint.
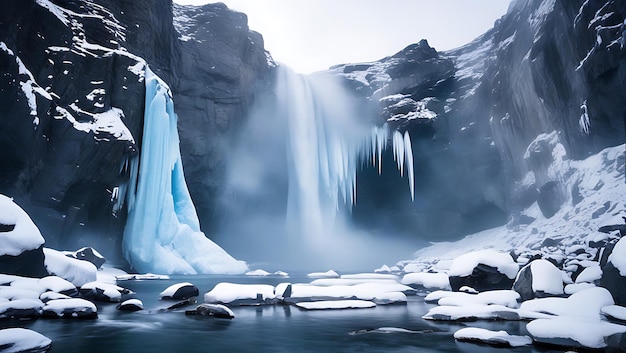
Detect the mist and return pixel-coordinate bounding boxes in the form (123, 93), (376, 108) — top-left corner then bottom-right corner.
(214, 66), (421, 272)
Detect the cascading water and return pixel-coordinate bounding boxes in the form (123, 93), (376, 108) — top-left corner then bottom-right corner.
(218, 66), (416, 270)
(122, 66), (247, 275)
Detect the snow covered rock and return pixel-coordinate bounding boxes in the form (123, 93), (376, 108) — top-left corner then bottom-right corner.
(43, 248), (97, 287)
(513, 259), (564, 301)
(520, 287), (614, 319)
(80, 281), (133, 303)
(0, 195), (47, 278)
(204, 283), (276, 306)
(281, 283), (410, 305)
(0, 328), (51, 353)
(448, 250), (519, 291)
(423, 303), (551, 321)
(401, 272), (450, 291)
(186, 303), (235, 319)
(0, 298), (44, 319)
(601, 237), (626, 305)
(526, 316), (626, 350)
(117, 298), (144, 312)
(454, 327), (532, 347)
(602, 305), (626, 323)
(160, 282), (199, 300)
(42, 298), (97, 319)
(295, 300), (376, 310)
(64, 247), (106, 269)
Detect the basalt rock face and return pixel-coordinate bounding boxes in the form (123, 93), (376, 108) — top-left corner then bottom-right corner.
(332, 0), (625, 241)
(0, 0), (271, 258)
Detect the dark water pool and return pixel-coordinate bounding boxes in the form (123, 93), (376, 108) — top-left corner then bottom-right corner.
(2, 275), (565, 353)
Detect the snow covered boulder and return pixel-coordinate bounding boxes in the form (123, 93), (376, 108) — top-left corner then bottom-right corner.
(42, 298), (97, 319)
(204, 283), (276, 306)
(513, 259), (564, 301)
(601, 237), (626, 305)
(0, 195), (47, 278)
(117, 298), (144, 312)
(448, 250), (519, 292)
(0, 298), (44, 319)
(0, 328), (51, 353)
(160, 282), (199, 300)
(64, 247), (106, 269)
(454, 327), (532, 347)
(401, 272), (450, 291)
(80, 281), (133, 302)
(186, 303), (235, 319)
(526, 316), (626, 350)
(43, 248), (97, 287)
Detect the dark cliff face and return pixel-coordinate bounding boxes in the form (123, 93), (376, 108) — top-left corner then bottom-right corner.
(0, 0), (271, 257)
(332, 0), (625, 241)
(170, 3), (272, 234)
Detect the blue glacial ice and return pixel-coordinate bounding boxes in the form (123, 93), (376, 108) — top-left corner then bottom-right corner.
(122, 67), (247, 275)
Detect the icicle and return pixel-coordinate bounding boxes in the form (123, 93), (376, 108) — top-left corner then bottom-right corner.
(404, 131), (415, 201)
(392, 130), (405, 176)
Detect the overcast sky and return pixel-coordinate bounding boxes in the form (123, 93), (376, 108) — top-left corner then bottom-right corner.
(174, 0), (512, 73)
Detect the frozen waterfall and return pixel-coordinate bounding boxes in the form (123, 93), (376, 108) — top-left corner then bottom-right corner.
(278, 66), (415, 236)
(122, 67), (247, 275)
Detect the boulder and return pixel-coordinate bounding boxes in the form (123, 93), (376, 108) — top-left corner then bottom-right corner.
(600, 238), (626, 306)
(42, 298), (97, 319)
(186, 303), (235, 319)
(117, 298), (144, 312)
(0, 298), (44, 319)
(0, 195), (47, 277)
(160, 282), (199, 300)
(0, 328), (51, 353)
(448, 250), (518, 292)
(79, 282), (133, 303)
(65, 247), (106, 269)
(513, 259), (564, 301)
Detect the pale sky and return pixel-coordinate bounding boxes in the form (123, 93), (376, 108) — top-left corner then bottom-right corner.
(174, 0), (512, 73)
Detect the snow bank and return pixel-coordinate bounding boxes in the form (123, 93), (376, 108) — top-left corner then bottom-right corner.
(0, 195), (44, 256)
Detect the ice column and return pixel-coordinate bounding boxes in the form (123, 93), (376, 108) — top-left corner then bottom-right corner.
(123, 67), (247, 275)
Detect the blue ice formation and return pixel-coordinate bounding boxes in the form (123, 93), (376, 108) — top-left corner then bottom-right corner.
(122, 67), (247, 275)
(277, 67), (415, 236)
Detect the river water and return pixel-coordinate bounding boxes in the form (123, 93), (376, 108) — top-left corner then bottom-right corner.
(3, 275), (564, 353)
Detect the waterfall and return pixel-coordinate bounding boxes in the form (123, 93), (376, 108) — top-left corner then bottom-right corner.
(278, 66), (415, 235)
(122, 66), (247, 275)
(217, 66), (416, 269)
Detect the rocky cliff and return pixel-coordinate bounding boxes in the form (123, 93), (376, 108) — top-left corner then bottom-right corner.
(0, 0), (271, 260)
(332, 0), (625, 241)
